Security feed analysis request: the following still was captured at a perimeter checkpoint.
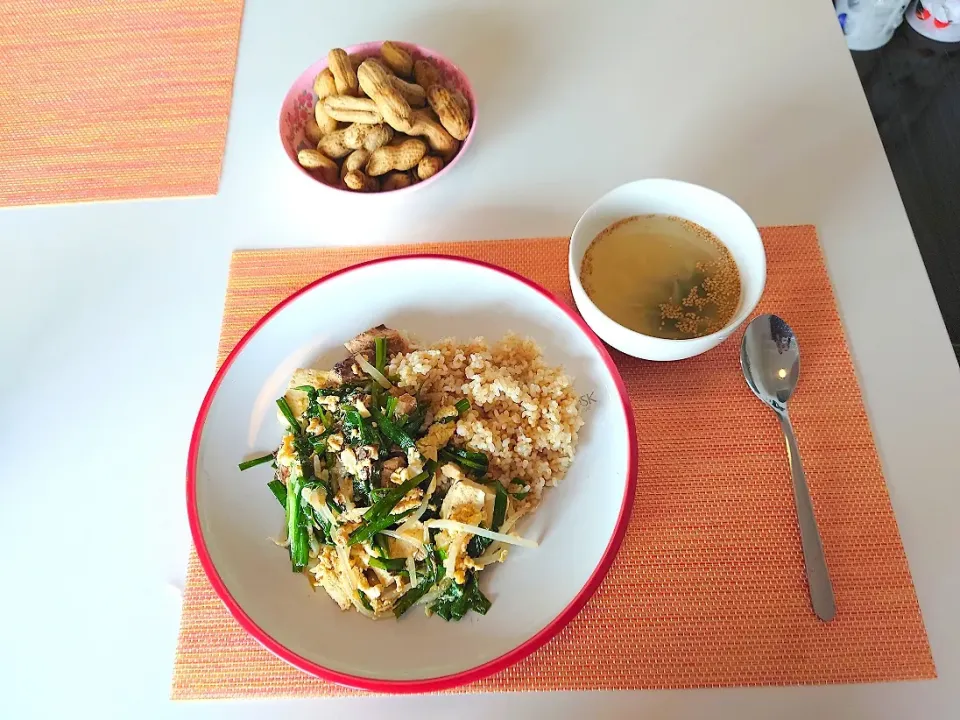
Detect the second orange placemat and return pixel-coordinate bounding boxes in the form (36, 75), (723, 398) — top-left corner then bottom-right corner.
(173, 227), (934, 698)
(0, 1), (243, 207)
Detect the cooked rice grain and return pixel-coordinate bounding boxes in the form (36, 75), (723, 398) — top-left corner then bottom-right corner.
(388, 334), (583, 502)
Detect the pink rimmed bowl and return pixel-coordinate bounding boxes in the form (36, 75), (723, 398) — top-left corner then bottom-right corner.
(279, 42), (477, 196)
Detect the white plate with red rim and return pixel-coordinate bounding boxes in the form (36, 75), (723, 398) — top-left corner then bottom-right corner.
(188, 255), (637, 692)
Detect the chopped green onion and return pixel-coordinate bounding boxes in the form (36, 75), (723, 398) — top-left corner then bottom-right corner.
(468, 482), (508, 557)
(373, 532), (390, 557)
(368, 556), (407, 573)
(393, 580), (434, 618)
(376, 409), (417, 450)
(348, 507), (418, 545)
(363, 470), (429, 522)
(385, 395), (398, 418)
(430, 580), (463, 621)
(375, 337), (387, 373)
(405, 405), (428, 435)
(357, 592), (374, 612)
(430, 572), (489, 620)
(466, 575), (491, 615)
(342, 406), (376, 445)
(318, 407), (333, 429)
(508, 478), (530, 500)
(276, 396), (301, 431)
(439, 447), (488, 475)
(447, 447), (488, 464)
(293, 435), (316, 479)
(286, 477), (309, 571)
(267, 479), (286, 506)
(238, 453), (274, 471)
(294, 385), (342, 397)
(353, 475), (372, 507)
(355, 354), (392, 389)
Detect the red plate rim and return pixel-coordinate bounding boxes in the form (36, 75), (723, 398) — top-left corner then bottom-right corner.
(186, 254), (638, 694)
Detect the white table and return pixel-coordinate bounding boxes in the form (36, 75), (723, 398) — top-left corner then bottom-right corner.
(2, 1), (958, 717)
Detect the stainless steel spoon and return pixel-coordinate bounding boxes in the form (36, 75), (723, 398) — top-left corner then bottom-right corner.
(740, 314), (836, 621)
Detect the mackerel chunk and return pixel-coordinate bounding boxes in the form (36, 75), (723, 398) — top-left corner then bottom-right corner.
(343, 324), (411, 359)
(333, 325), (411, 383)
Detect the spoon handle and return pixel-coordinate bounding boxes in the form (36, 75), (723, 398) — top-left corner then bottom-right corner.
(778, 411), (836, 621)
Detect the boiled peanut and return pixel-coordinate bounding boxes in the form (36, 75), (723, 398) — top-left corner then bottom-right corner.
(304, 115), (323, 145)
(427, 85), (470, 141)
(416, 155), (444, 180)
(297, 149), (338, 184)
(450, 89), (470, 116)
(313, 68), (337, 99)
(413, 59), (442, 90)
(381, 171), (414, 191)
(328, 49), (359, 96)
(317, 128), (353, 159)
(343, 122), (394, 152)
(340, 149), (371, 180)
(318, 123), (393, 158)
(322, 95), (382, 124)
(380, 41), (413, 77)
(344, 169), (379, 192)
(358, 59), (413, 133)
(390, 77), (426, 107)
(408, 109), (458, 157)
(312, 69), (340, 136)
(365, 138), (427, 176)
(314, 101), (339, 135)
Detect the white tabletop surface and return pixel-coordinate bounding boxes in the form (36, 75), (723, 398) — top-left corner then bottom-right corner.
(2, 0), (958, 717)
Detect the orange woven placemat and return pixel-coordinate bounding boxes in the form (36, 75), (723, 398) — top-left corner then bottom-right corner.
(0, 1), (243, 208)
(172, 227), (934, 699)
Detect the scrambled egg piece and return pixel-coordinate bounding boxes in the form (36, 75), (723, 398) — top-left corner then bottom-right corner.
(406, 447), (425, 475)
(416, 416), (457, 461)
(309, 547), (353, 610)
(339, 447), (360, 476)
(437, 479), (496, 583)
(435, 404), (458, 422)
(389, 464), (420, 486)
(276, 433), (298, 469)
(354, 397), (371, 418)
(441, 479), (494, 526)
(393, 488), (424, 515)
(283, 368), (341, 418)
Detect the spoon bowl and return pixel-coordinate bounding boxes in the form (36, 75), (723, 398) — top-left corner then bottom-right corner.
(740, 314), (801, 410)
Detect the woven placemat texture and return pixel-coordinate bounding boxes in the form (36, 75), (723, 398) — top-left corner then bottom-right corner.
(0, 1), (243, 207)
(172, 227), (934, 698)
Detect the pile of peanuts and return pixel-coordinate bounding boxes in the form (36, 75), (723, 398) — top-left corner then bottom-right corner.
(297, 42), (473, 192)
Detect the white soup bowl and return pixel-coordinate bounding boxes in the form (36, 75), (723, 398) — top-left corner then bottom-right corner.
(569, 179), (766, 361)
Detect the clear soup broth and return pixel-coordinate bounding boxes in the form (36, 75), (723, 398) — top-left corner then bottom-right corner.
(580, 214), (741, 340)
